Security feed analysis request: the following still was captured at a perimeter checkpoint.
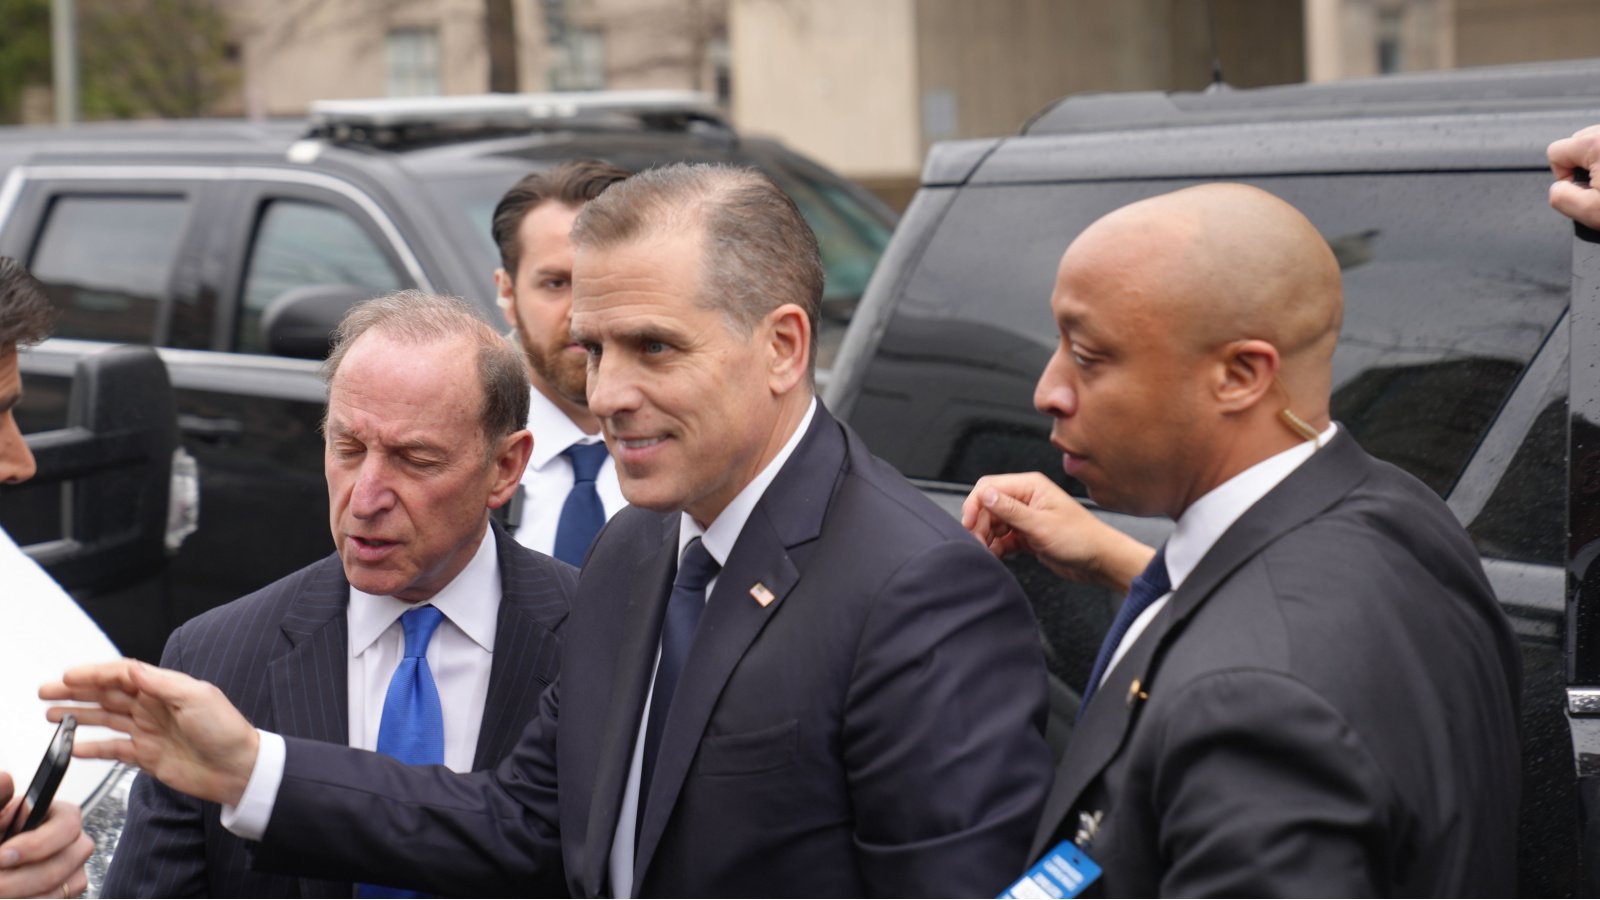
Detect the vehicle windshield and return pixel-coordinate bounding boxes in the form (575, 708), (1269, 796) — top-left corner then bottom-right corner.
(420, 153), (893, 370)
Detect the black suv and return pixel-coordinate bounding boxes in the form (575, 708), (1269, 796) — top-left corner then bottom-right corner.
(0, 92), (896, 661)
(824, 60), (1600, 895)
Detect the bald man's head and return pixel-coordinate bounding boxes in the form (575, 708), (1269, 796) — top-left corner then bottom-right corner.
(1071, 184), (1341, 377)
(1034, 184), (1344, 518)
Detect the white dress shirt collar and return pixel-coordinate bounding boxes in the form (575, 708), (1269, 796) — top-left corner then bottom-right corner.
(526, 385), (603, 470)
(1097, 423), (1340, 689)
(678, 397), (819, 566)
(347, 523), (501, 654)
(1165, 423), (1340, 590)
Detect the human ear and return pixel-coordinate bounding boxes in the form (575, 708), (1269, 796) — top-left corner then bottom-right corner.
(494, 268), (516, 327)
(765, 304), (811, 394)
(487, 429), (534, 508)
(1214, 339), (1280, 413)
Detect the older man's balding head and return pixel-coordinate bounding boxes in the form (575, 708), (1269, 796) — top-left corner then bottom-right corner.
(1035, 184), (1344, 518)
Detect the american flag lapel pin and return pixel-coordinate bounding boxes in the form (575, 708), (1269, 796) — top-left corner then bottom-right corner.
(749, 582), (776, 607)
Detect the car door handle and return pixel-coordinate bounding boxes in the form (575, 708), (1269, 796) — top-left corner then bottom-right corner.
(178, 414), (244, 443)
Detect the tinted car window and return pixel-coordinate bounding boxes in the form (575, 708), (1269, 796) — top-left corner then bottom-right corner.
(29, 194), (189, 345)
(852, 172), (1569, 499)
(1470, 373), (1568, 566)
(237, 199), (404, 353)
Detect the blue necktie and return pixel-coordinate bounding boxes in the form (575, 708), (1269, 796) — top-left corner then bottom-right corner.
(637, 538), (720, 836)
(360, 606), (446, 899)
(1078, 546), (1170, 719)
(553, 442), (610, 566)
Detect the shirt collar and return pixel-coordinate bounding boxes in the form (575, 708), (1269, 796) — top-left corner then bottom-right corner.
(526, 386), (603, 470)
(1165, 422), (1338, 590)
(679, 397), (818, 566)
(347, 524), (503, 655)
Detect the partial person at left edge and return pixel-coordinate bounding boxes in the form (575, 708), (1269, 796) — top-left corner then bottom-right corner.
(101, 290), (576, 897)
(0, 257), (95, 899)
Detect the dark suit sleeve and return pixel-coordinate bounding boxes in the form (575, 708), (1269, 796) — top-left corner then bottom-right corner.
(1150, 669), (1392, 896)
(253, 674), (566, 895)
(842, 538), (1052, 897)
(102, 626), (212, 898)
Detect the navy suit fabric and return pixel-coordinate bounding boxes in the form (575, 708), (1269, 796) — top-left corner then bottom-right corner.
(251, 404), (1053, 897)
(1030, 430), (1523, 896)
(102, 521), (573, 898)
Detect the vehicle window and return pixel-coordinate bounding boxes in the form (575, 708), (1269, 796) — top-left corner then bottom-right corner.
(1470, 368), (1568, 566)
(28, 195), (190, 345)
(851, 172), (1570, 500)
(238, 199), (404, 354)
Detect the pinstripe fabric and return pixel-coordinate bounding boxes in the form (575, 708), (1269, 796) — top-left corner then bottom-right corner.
(102, 521), (573, 898)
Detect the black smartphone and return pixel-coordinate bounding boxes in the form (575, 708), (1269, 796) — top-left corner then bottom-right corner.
(2, 715), (75, 840)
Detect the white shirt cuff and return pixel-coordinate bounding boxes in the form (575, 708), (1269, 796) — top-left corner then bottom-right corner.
(218, 729), (285, 841)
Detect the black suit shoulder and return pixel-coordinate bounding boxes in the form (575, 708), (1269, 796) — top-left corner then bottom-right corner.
(162, 554), (345, 685)
(1103, 435), (1521, 896)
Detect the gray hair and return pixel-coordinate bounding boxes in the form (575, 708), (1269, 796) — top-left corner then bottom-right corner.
(569, 163), (824, 379)
(322, 290), (529, 448)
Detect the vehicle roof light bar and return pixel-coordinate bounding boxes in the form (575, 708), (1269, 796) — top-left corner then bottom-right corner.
(305, 90), (732, 146)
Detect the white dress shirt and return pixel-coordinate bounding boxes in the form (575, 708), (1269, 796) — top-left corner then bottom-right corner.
(223, 526), (503, 839)
(1099, 423), (1339, 687)
(513, 387), (626, 556)
(607, 397), (817, 899)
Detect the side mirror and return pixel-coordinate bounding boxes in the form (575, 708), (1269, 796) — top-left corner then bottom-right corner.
(22, 345), (178, 592)
(262, 284), (373, 359)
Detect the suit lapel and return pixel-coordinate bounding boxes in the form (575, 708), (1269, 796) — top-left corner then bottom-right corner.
(268, 555), (349, 746)
(582, 516), (679, 898)
(1031, 429), (1372, 858)
(632, 505), (801, 881)
(630, 405), (844, 892)
(264, 554), (351, 899)
(475, 522), (569, 768)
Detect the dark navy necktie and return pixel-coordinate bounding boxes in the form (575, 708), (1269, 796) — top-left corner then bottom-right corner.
(554, 442), (610, 566)
(360, 605), (446, 899)
(637, 537), (720, 837)
(1078, 545), (1170, 719)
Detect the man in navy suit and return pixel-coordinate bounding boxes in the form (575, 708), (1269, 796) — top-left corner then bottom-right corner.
(54, 165), (1051, 897)
(102, 291), (575, 897)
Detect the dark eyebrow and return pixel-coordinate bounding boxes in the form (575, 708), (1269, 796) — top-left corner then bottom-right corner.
(617, 325), (686, 345)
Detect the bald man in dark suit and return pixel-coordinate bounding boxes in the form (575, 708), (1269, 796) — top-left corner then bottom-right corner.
(967, 184), (1522, 895)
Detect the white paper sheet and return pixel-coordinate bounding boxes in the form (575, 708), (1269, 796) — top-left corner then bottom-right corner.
(0, 527), (121, 806)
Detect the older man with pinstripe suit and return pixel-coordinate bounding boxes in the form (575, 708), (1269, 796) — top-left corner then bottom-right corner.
(102, 291), (576, 897)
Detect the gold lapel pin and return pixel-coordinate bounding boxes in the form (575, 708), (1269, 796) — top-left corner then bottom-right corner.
(1126, 678), (1149, 707)
(749, 582), (776, 607)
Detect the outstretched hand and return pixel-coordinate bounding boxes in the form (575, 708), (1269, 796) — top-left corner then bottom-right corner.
(962, 472), (1154, 593)
(0, 772), (92, 899)
(39, 660), (259, 808)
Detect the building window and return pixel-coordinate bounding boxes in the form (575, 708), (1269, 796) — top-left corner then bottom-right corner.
(387, 27), (441, 97)
(550, 28), (605, 91)
(1376, 8), (1403, 74)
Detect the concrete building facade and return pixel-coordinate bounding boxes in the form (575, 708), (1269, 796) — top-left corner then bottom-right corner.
(1305, 0), (1600, 81)
(730, 0), (1305, 207)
